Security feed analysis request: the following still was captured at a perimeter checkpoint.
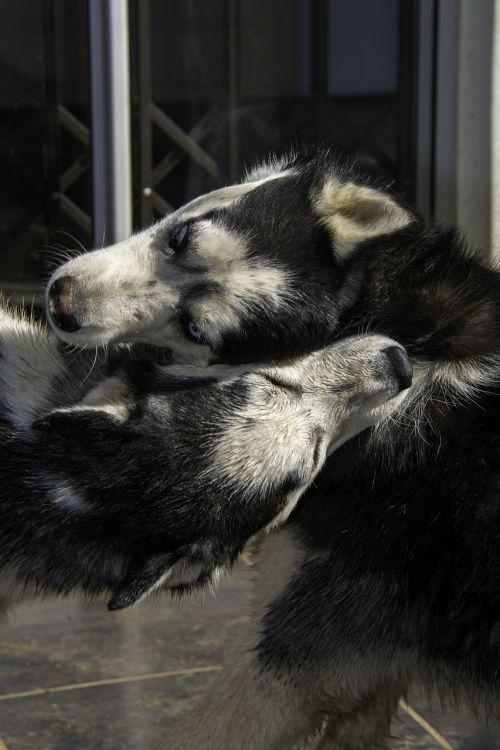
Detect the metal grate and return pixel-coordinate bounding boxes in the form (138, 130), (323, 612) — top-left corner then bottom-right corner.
(0, 0), (433, 295)
(129, 0), (426, 229)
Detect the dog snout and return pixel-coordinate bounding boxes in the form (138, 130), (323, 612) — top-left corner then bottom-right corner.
(382, 345), (412, 391)
(48, 276), (81, 333)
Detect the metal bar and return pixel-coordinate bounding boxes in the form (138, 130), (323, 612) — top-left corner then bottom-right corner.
(108, 0), (133, 241)
(88, 0), (109, 244)
(60, 155), (89, 192)
(135, 0), (153, 226)
(57, 104), (90, 146)
(150, 103), (219, 178)
(59, 194), (92, 234)
(88, 0), (132, 246)
(152, 191), (174, 216)
(152, 108), (220, 187)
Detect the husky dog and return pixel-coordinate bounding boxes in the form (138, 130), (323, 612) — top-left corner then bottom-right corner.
(0, 299), (408, 620)
(46, 152), (500, 748)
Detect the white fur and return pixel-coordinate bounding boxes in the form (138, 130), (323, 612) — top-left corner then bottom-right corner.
(209, 337), (410, 514)
(46, 165), (412, 362)
(46, 205), (292, 360)
(178, 169), (295, 221)
(53, 376), (134, 422)
(182, 220), (291, 348)
(313, 179), (413, 260)
(426, 355), (500, 398)
(244, 154), (292, 182)
(0, 303), (66, 430)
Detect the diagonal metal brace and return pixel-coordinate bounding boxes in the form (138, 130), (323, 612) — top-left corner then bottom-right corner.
(150, 103), (219, 179)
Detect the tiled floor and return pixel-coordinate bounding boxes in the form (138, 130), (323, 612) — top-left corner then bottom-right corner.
(0, 562), (499, 750)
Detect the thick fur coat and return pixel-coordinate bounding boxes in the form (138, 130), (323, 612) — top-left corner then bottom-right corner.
(0, 299), (405, 623)
(46, 152), (500, 748)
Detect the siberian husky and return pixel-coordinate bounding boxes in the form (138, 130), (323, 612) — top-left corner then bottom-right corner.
(0, 299), (407, 622)
(46, 152), (500, 748)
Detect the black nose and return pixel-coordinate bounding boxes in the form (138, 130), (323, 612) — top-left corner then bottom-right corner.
(48, 276), (81, 333)
(383, 346), (412, 391)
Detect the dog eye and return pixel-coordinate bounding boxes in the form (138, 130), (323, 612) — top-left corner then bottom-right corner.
(186, 320), (209, 345)
(169, 224), (189, 253)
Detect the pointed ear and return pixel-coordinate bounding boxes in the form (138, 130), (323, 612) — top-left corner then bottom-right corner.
(33, 376), (134, 444)
(71, 376), (134, 421)
(108, 541), (235, 609)
(108, 554), (175, 610)
(37, 376), (133, 427)
(313, 178), (421, 260)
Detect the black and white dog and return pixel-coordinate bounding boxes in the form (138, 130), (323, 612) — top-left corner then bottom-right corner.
(0, 298), (407, 623)
(46, 151), (500, 748)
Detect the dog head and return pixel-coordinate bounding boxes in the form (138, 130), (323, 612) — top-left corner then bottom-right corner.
(33, 334), (411, 609)
(46, 153), (421, 364)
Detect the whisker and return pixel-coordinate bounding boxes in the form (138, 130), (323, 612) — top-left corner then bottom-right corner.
(81, 345), (98, 385)
(52, 230), (87, 255)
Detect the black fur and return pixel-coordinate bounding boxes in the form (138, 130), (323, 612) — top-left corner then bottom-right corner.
(47, 150), (500, 738)
(256, 202), (500, 708)
(0, 378), (289, 607)
(2, 318), (403, 616)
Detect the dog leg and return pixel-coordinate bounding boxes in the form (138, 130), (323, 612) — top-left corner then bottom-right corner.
(164, 529), (321, 750)
(312, 688), (400, 750)
(164, 653), (322, 750)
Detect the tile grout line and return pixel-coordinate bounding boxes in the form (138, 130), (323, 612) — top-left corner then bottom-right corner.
(400, 699), (456, 750)
(0, 665), (223, 702)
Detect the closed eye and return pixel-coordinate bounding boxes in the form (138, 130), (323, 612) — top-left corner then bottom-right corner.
(169, 224), (190, 253)
(259, 372), (302, 396)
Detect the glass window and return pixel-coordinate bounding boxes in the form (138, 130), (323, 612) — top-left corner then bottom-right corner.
(130, 0), (413, 229)
(0, 0), (91, 299)
(0, 0), (426, 294)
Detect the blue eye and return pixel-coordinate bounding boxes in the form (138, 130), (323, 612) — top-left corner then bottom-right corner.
(169, 224), (189, 253)
(186, 320), (208, 345)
